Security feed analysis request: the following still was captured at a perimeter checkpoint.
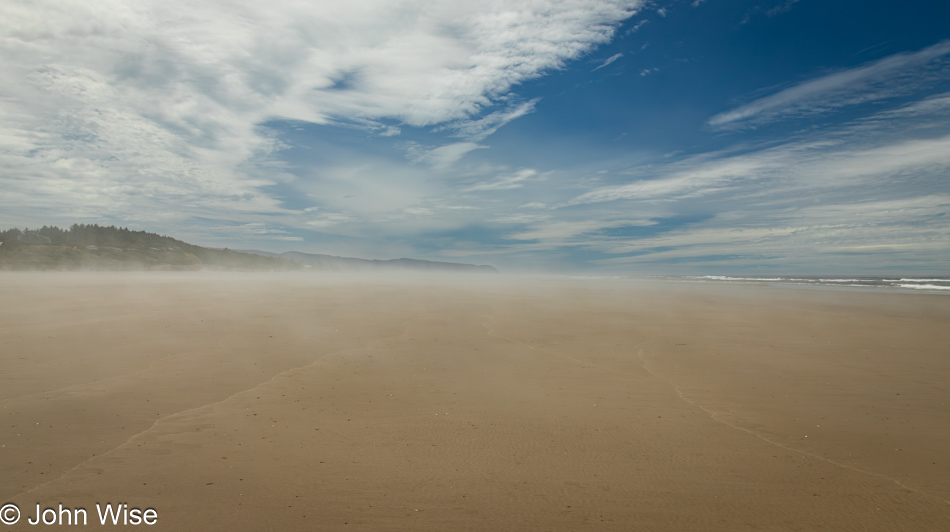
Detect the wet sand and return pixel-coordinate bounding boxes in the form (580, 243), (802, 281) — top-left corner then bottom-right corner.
(1, 272), (949, 530)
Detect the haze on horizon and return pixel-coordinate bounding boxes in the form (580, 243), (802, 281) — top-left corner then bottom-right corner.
(1, 0), (948, 275)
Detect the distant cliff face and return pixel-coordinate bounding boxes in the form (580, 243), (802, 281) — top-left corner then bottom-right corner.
(243, 250), (499, 273)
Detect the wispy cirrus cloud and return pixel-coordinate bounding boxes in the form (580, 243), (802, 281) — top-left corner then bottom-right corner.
(626, 19), (649, 34)
(567, 132), (950, 206)
(0, 0), (643, 233)
(566, 155), (777, 204)
(480, 96), (950, 271)
(441, 99), (541, 141)
(593, 52), (623, 71)
(592, 194), (950, 271)
(766, 0), (800, 17)
(709, 40), (950, 129)
(464, 168), (539, 191)
(408, 142), (488, 170)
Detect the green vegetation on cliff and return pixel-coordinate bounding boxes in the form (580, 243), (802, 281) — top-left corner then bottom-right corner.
(0, 225), (300, 271)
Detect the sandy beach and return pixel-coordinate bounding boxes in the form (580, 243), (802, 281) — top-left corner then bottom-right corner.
(1, 272), (949, 531)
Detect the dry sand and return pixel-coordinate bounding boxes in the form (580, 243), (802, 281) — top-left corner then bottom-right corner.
(1, 272), (949, 530)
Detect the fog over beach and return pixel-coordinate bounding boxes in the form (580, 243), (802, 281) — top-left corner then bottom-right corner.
(2, 0), (949, 529)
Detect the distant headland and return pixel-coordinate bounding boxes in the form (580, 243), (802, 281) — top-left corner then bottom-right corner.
(0, 225), (498, 273)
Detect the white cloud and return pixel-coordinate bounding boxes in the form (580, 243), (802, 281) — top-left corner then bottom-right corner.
(625, 19), (649, 34)
(403, 207), (434, 216)
(568, 132), (950, 206)
(709, 40), (950, 129)
(509, 220), (609, 240)
(804, 135), (950, 183)
(595, 195), (950, 267)
(463, 168), (538, 191)
(568, 156), (774, 204)
(410, 142), (487, 169)
(505, 217), (655, 244)
(442, 99), (541, 141)
(305, 213), (350, 228)
(492, 213), (551, 223)
(519, 202), (548, 209)
(0, 0), (643, 227)
(593, 52), (623, 71)
(862, 91), (950, 121)
(766, 0), (800, 17)
(378, 126), (402, 137)
(300, 159), (437, 218)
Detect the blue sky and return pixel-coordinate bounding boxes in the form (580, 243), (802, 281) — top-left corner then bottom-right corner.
(1, 0), (949, 273)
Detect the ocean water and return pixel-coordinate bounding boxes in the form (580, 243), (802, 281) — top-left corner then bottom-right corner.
(665, 275), (950, 293)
